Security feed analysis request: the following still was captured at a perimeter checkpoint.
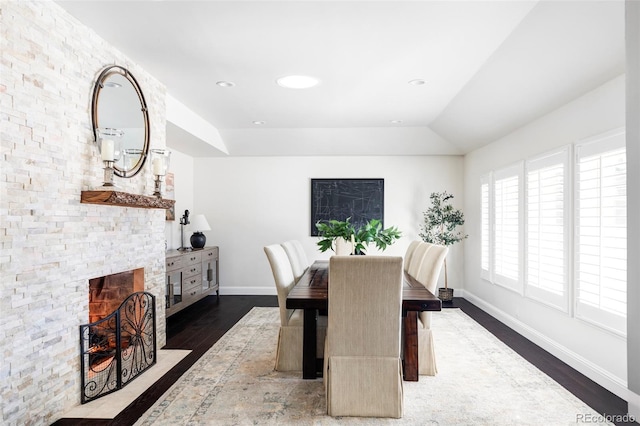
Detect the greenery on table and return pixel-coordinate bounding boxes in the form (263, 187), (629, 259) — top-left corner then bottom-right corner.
(419, 191), (467, 289)
(316, 217), (401, 254)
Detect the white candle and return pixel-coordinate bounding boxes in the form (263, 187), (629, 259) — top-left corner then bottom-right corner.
(153, 157), (163, 175)
(101, 139), (114, 161)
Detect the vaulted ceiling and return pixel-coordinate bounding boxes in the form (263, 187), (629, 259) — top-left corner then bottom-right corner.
(57, 0), (625, 157)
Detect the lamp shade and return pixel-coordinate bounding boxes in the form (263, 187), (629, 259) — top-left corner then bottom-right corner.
(190, 214), (211, 249)
(190, 214), (211, 232)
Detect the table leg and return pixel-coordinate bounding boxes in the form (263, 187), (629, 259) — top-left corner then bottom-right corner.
(403, 311), (419, 381)
(302, 308), (318, 379)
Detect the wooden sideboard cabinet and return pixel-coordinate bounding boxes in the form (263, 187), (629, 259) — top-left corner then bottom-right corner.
(165, 246), (219, 317)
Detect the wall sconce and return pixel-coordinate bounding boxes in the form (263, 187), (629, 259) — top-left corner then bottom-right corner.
(150, 149), (171, 197)
(189, 214), (211, 249)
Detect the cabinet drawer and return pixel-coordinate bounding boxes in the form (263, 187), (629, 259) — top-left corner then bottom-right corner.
(202, 247), (218, 261)
(184, 252), (202, 266)
(166, 256), (184, 272)
(182, 263), (202, 279)
(182, 274), (202, 292)
(183, 275), (202, 300)
(183, 285), (200, 300)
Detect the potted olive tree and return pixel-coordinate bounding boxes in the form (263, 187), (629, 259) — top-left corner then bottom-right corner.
(419, 191), (467, 301)
(316, 218), (401, 255)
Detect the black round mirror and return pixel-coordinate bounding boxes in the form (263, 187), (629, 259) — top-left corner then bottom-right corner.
(91, 65), (149, 178)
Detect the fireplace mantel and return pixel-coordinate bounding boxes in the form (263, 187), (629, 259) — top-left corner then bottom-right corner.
(81, 190), (175, 209)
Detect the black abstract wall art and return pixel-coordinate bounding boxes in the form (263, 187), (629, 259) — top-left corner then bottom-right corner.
(310, 178), (384, 236)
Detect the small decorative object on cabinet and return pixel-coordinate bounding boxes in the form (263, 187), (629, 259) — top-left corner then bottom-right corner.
(165, 246), (219, 317)
(189, 214), (211, 249)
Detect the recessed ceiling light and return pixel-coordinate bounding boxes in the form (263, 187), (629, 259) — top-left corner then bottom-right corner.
(252, 121), (266, 125)
(391, 120), (403, 124)
(276, 75), (319, 89)
(216, 81), (235, 87)
(408, 79), (426, 86)
(104, 81), (121, 88)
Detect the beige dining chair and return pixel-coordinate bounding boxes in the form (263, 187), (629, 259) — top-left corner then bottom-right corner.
(411, 242), (448, 376)
(407, 241), (428, 278)
(264, 244), (325, 371)
(403, 240), (421, 272)
(324, 256), (404, 418)
(281, 240), (308, 282)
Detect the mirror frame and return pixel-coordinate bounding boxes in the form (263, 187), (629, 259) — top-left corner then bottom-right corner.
(91, 65), (150, 178)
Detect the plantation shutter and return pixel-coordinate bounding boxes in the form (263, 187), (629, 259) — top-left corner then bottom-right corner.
(481, 175), (490, 280)
(493, 163), (522, 292)
(575, 130), (626, 335)
(525, 147), (570, 311)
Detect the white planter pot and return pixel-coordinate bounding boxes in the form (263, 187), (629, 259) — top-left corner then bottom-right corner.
(334, 237), (353, 256)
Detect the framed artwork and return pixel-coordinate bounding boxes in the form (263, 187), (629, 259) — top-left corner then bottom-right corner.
(310, 178), (384, 236)
(165, 172), (175, 221)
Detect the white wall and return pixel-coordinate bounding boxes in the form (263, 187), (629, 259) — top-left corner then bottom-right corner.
(191, 156), (464, 294)
(164, 149), (194, 249)
(463, 75), (627, 397)
(626, 0), (640, 418)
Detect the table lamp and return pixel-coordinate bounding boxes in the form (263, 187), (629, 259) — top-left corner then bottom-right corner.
(190, 214), (211, 249)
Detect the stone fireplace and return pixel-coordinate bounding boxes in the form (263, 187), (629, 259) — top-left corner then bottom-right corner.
(2, 1), (170, 422)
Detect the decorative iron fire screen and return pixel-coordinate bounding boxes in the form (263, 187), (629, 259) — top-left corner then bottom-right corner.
(79, 291), (157, 404)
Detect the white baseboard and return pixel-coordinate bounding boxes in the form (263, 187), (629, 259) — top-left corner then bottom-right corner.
(629, 390), (640, 421)
(218, 286), (276, 296)
(461, 289), (631, 403)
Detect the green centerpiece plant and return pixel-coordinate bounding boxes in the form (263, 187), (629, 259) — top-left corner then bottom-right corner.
(316, 218), (401, 255)
(419, 191), (467, 301)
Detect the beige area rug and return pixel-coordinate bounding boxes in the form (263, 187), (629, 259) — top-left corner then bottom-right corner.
(135, 307), (611, 425)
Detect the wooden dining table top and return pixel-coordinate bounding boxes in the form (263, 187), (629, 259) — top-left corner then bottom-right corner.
(286, 260), (442, 313)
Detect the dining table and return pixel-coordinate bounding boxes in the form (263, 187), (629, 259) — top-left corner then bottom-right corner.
(286, 260), (442, 381)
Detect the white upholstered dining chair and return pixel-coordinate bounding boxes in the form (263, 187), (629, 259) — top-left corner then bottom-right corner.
(406, 241), (429, 278)
(281, 240), (308, 282)
(403, 240), (421, 272)
(410, 242), (448, 376)
(264, 244), (325, 371)
(324, 256), (404, 418)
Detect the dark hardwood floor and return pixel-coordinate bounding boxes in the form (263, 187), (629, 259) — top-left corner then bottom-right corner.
(54, 296), (635, 425)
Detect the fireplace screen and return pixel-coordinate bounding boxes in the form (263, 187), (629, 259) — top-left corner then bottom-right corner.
(79, 291), (156, 404)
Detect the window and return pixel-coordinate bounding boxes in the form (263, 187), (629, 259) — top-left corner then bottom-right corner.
(525, 147), (570, 311)
(480, 129), (626, 334)
(493, 163), (522, 292)
(480, 175), (490, 280)
(575, 130), (626, 335)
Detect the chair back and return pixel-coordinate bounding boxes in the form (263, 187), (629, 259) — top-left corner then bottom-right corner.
(328, 256), (403, 357)
(413, 242), (449, 293)
(281, 240), (308, 281)
(264, 244), (297, 326)
(412, 242), (448, 330)
(407, 242), (428, 278)
(325, 255), (404, 417)
(403, 240), (421, 272)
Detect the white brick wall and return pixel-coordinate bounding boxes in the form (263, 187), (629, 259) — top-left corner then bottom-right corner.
(1, 1), (168, 424)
